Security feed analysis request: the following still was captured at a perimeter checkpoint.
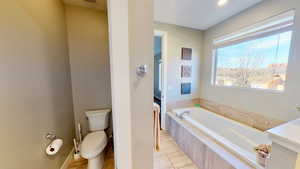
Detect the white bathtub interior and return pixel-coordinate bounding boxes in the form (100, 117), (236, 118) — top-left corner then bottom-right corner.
(172, 107), (271, 168)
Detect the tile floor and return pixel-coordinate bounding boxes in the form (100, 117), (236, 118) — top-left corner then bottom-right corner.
(67, 130), (198, 169)
(155, 131), (199, 169)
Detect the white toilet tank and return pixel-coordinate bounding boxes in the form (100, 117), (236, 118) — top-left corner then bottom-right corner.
(85, 109), (111, 132)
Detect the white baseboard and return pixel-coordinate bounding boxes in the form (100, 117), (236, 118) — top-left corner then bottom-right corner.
(60, 147), (75, 169)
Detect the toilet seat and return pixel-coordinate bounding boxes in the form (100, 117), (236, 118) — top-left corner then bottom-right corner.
(81, 131), (107, 159)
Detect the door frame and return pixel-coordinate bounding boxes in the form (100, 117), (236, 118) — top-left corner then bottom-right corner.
(107, 0), (133, 168)
(154, 30), (168, 129)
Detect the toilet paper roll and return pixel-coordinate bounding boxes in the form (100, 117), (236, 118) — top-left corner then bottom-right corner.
(46, 139), (63, 156)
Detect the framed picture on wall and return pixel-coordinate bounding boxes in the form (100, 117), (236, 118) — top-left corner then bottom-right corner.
(181, 65), (192, 78)
(181, 48), (192, 60)
(181, 83), (191, 95)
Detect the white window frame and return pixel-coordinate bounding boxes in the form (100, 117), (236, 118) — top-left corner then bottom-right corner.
(211, 10), (295, 92)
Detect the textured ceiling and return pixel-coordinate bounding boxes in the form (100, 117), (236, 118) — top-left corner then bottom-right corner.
(154, 0), (263, 30)
(63, 0), (107, 11)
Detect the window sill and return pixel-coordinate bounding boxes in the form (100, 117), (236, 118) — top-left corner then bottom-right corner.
(211, 84), (285, 94)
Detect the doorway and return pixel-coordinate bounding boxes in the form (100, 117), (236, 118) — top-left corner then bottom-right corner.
(154, 30), (167, 129)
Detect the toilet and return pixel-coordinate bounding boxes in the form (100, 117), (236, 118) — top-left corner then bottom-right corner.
(81, 109), (111, 169)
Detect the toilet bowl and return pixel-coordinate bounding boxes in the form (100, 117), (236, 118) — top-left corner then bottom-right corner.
(81, 131), (107, 169)
(80, 109), (111, 169)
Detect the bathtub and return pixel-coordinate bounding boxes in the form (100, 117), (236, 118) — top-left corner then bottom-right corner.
(168, 107), (270, 169)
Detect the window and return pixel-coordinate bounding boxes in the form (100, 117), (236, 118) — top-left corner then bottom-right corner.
(212, 10), (294, 91)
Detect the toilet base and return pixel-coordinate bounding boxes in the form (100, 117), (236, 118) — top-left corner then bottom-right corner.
(87, 152), (104, 169)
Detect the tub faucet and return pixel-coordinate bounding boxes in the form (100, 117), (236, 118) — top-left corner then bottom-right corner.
(178, 110), (190, 119)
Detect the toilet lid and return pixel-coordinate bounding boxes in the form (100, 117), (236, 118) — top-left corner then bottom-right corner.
(81, 131), (107, 159)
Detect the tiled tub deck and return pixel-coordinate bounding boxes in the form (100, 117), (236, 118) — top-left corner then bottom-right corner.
(166, 113), (256, 169)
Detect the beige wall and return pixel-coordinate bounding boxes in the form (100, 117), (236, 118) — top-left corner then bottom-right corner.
(65, 5), (111, 136)
(107, 0), (154, 167)
(201, 0), (300, 121)
(129, 0), (154, 168)
(154, 22), (203, 103)
(0, 0), (74, 169)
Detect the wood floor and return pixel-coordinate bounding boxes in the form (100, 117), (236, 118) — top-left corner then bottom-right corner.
(67, 130), (198, 169)
(67, 146), (114, 169)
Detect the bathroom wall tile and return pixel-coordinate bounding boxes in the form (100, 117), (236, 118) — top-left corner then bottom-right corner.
(167, 98), (285, 131)
(167, 98), (201, 111)
(198, 98), (285, 131)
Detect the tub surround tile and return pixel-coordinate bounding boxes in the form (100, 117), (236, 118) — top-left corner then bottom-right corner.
(204, 148), (235, 169)
(167, 98), (201, 111)
(167, 98), (285, 131)
(187, 133), (207, 169)
(166, 113), (255, 169)
(198, 99), (285, 131)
